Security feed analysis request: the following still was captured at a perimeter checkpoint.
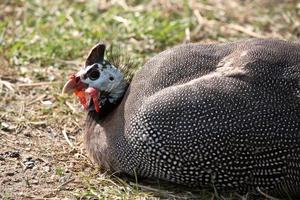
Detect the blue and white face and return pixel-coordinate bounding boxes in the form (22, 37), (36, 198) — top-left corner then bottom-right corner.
(77, 61), (125, 94)
(62, 43), (128, 113)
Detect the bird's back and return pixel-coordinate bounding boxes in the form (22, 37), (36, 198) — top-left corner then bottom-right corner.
(126, 39), (299, 109)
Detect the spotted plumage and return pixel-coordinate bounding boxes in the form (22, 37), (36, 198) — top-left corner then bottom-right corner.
(64, 39), (300, 198)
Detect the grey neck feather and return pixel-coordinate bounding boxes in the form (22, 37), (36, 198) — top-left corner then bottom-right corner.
(108, 77), (128, 103)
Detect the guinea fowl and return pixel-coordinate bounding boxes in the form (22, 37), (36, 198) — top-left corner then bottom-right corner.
(63, 39), (300, 197)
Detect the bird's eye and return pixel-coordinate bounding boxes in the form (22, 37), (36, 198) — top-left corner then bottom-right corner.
(109, 76), (114, 81)
(89, 70), (100, 80)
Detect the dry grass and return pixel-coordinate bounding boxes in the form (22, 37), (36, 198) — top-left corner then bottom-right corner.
(0, 0), (299, 199)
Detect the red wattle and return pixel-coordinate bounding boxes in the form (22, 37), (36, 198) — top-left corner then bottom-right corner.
(75, 90), (88, 109)
(85, 87), (100, 112)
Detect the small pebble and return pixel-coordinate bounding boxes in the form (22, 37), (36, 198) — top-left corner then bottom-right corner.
(0, 151), (20, 158)
(23, 157), (35, 169)
(8, 151), (20, 158)
(24, 133), (31, 137)
(43, 166), (51, 172)
(31, 179), (39, 184)
(1, 122), (15, 132)
(5, 172), (14, 176)
(24, 161), (35, 169)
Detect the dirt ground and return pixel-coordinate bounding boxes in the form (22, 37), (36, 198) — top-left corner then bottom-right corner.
(0, 63), (94, 199)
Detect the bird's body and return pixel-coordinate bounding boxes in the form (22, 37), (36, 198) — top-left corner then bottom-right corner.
(64, 39), (300, 197)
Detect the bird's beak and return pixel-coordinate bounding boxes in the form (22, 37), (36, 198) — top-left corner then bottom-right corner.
(62, 73), (101, 112)
(62, 77), (77, 94)
(62, 74), (88, 108)
(62, 68), (86, 95)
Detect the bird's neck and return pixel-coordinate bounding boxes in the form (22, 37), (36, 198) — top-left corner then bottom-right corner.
(106, 79), (128, 104)
(88, 78), (129, 121)
(84, 87), (131, 171)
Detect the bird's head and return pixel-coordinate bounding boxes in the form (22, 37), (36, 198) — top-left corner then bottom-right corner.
(62, 43), (128, 114)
